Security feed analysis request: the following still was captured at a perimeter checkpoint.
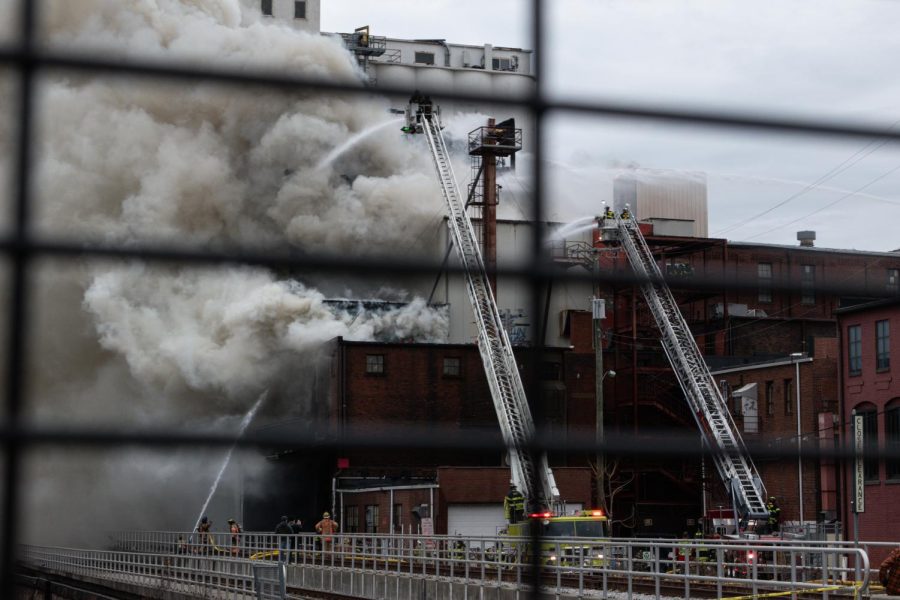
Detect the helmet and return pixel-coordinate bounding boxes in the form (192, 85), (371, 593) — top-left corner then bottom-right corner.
(281, 515), (288, 521)
(227, 518), (235, 524)
(323, 512), (330, 518)
(200, 516), (208, 524)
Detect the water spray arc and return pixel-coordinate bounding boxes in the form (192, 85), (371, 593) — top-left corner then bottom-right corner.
(317, 118), (404, 170)
(190, 391), (268, 537)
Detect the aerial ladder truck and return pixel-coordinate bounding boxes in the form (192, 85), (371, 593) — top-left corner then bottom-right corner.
(405, 95), (608, 544)
(597, 214), (769, 525)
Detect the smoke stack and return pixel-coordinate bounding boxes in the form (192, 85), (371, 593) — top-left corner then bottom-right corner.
(797, 231), (816, 247)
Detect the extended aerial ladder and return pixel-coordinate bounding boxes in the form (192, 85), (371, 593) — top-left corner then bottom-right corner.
(407, 97), (559, 513)
(600, 215), (768, 520)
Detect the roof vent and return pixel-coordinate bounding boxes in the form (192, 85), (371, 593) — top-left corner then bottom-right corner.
(797, 230), (816, 247)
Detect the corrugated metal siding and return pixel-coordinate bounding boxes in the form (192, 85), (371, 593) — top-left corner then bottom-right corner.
(614, 172), (708, 237)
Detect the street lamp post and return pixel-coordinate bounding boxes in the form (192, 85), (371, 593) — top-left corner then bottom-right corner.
(790, 352), (804, 528)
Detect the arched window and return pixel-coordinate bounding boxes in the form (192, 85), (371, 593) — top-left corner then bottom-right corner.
(853, 403), (879, 482)
(886, 399), (900, 480)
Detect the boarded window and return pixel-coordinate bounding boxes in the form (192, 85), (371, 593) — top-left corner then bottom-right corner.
(414, 52), (435, 65)
(801, 264), (815, 305)
(294, 1), (306, 18)
(758, 263), (772, 303)
(783, 379), (793, 416)
(261, 0), (273, 16)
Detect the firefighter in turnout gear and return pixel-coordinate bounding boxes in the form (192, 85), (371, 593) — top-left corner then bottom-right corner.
(196, 516), (212, 555)
(228, 518), (241, 556)
(766, 497), (781, 533)
(315, 512), (339, 551)
(504, 483), (526, 524)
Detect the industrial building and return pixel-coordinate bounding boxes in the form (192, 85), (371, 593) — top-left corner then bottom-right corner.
(250, 0), (900, 542)
(836, 297), (900, 562)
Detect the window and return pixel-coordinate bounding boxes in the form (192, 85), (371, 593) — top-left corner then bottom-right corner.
(765, 381), (774, 417)
(345, 506), (359, 533)
(365, 504), (379, 533)
(887, 401), (900, 480)
(541, 361), (561, 380)
(877, 319), (890, 371)
(800, 264), (815, 304)
(783, 379), (793, 416)
(888, 269), (899, 294)
(261, 0), (273, 16)
(848, 325), (862, 376)
(758, 263), (772, 303)
(294, 1), (306, 18)
(704, 334), (715, 355)
(443, 357), (461, 377)
(366, 354), (384, 374)
(855, 405), (879, 481)
(393, 503), (403, 533)
(492, 57), (513, 71)
(414, 52), (435, 65)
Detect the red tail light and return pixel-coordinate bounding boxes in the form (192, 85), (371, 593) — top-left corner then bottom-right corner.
(528, 511), (554, 519)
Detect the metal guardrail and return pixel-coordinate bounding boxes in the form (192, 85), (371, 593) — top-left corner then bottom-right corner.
(20, 545), (258, 599)
(30, 531), (870, 599)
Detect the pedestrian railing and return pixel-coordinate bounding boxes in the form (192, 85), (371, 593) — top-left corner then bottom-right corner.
(23, 532), (872, 599)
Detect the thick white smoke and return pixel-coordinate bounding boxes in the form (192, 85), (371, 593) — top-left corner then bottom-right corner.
(6, 0), (453, 544)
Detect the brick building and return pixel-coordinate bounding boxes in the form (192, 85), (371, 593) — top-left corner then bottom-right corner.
(837, 298), (900, 560)
(253, 225), (900, 538)
(583, 228), (900, 535)
(321, 339), (597, 536)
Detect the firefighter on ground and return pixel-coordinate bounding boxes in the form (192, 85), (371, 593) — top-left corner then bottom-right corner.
(315, 512), (340, 551)
(879, 546), (900, 595)
(227, 518), (241, 556)
(694, 529), (709, 563)
(766, 497), (781, 533)
(196, 516), (212, 554)
(676, 531), (692, 571)
(503, 482), (525, 524)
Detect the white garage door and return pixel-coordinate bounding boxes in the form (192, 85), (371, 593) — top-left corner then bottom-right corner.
(447, 503), (587, 537)
(447, 504), (506, 537)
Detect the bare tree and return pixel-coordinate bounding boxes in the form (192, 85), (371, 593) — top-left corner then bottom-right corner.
(592, 457), (636, 531)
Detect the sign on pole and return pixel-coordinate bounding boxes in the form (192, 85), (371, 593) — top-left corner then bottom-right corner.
(853, 414), (865, 514)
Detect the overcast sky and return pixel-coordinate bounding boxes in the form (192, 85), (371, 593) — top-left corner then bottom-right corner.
(323, 1), (900, 251)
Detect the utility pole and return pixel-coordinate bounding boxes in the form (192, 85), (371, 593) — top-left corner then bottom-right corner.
(593, 297), (607, 511)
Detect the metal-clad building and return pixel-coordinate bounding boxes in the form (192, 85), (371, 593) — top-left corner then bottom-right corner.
(614, 171), (708, 237)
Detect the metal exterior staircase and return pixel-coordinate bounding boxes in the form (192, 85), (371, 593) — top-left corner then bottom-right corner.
(613, 217), (768, 519)
(420, 112), (559, 510)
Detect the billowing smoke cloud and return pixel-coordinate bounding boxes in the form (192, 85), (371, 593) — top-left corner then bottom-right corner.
(7, 0), (453, 544)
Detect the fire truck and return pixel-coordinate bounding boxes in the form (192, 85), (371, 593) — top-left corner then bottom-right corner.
(408, 96), (609, 550)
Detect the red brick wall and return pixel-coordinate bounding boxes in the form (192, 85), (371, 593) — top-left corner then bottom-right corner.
(838, 302), (900, 550)
(713, 357), (828, 523)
